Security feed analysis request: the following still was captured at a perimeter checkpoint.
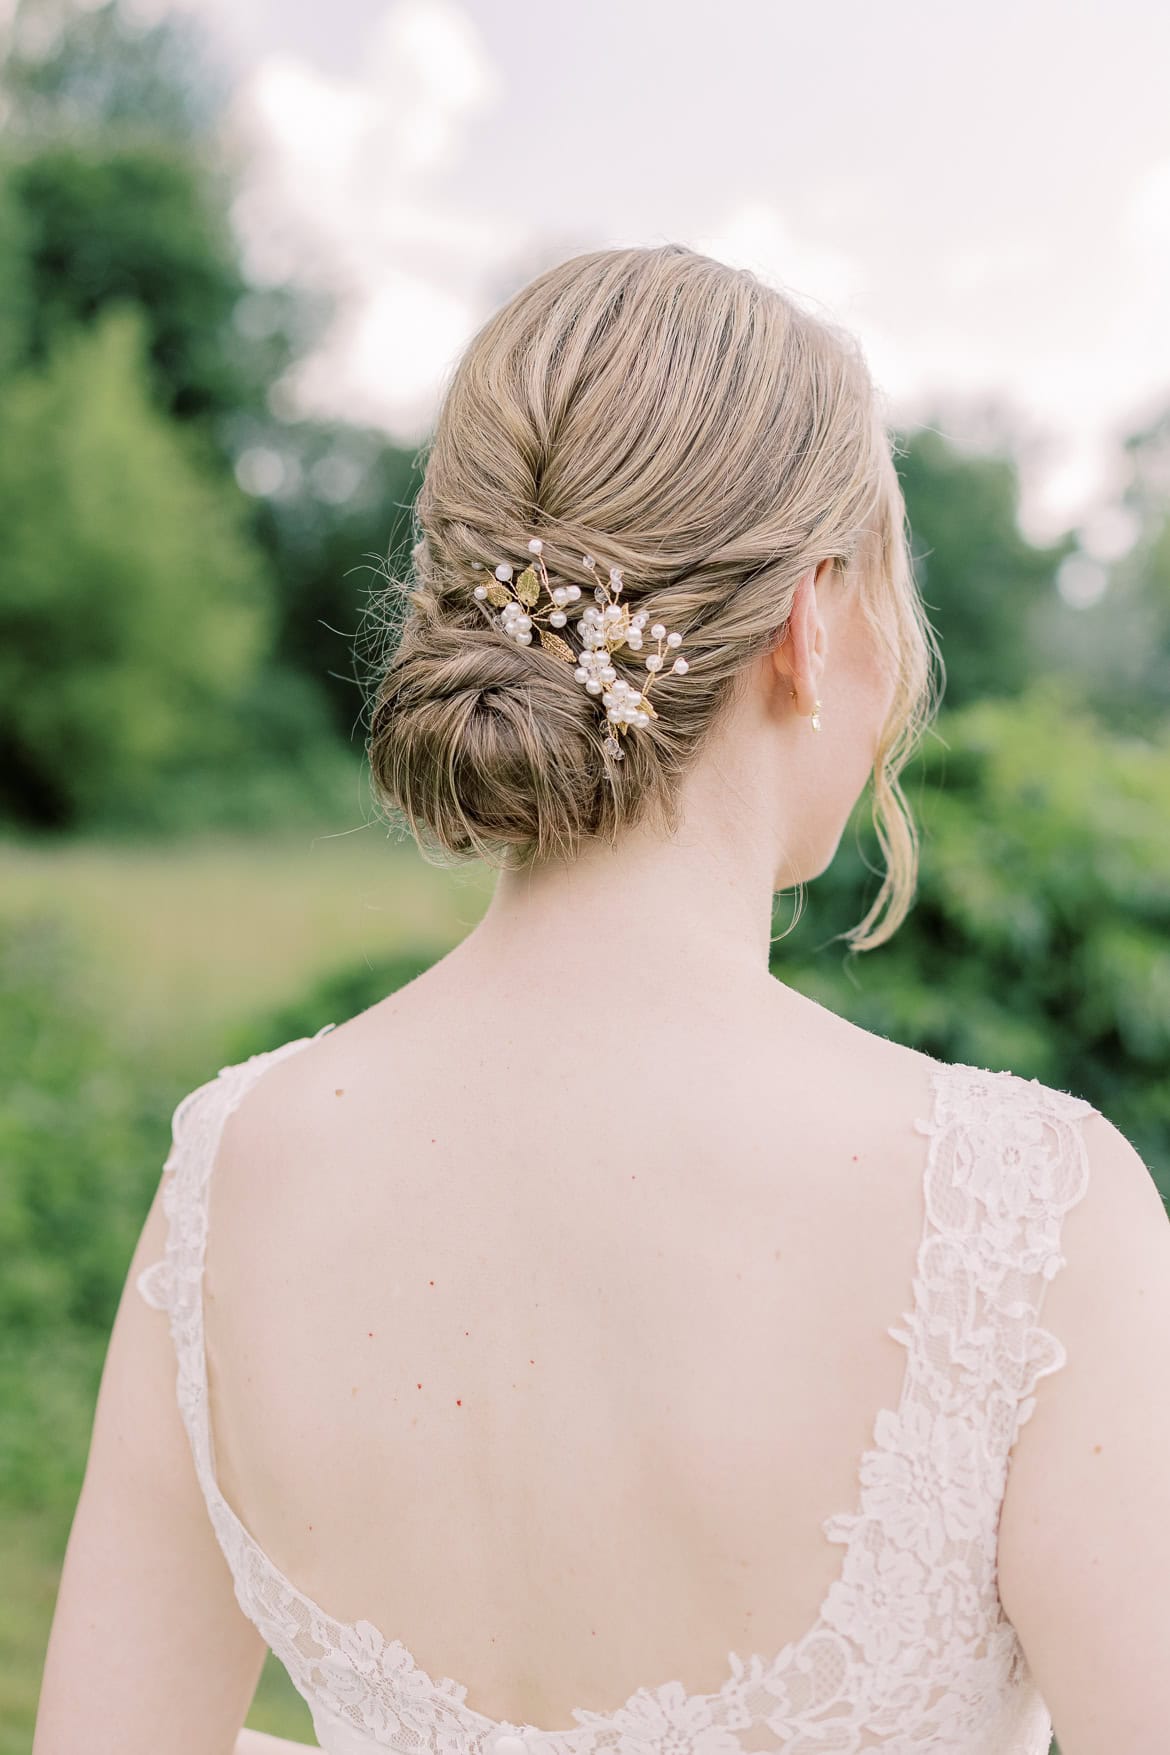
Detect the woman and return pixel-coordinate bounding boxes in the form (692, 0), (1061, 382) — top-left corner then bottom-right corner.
(33, 245), (1170, 1754)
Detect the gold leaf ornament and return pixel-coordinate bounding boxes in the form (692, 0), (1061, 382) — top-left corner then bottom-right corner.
(485, 581), (513, 607)
(515, 566), (541, 607)
(538, 627), (577, 664)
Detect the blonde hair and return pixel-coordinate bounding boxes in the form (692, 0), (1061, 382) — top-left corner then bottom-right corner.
(365, 244), (941, 951)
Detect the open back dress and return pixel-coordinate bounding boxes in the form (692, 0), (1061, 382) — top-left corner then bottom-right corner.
(136, 1022), (1096, 1755)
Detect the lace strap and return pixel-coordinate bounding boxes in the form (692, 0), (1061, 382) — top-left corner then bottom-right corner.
(135, 1026), (337, 1501)
(907, 1062), (1097, 1472)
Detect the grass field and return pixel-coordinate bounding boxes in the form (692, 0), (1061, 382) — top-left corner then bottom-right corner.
(1, 826), (492, 1060)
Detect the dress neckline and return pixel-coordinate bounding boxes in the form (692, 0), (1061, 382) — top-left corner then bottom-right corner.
(182, 1034), (965, 1744)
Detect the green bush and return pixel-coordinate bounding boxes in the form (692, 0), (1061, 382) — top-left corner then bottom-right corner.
(0, 913), (174, 1507)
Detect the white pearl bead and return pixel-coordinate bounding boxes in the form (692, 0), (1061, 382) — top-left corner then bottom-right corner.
(666, 631), (682, 647)
(586, 679), (602, 694)
(574, 667), (587, 682)
(609, 566), (622, 583)
(520, 631), (532, 644)
(567, 584), (581, 601)
(636, 711), (649, 726)
(672, 657), (688, 674)
(471, 560), (483, 570)
(550, 611), (567, 627)
(495, 563), (513, 582)
(528, 538), (543, 553)
(650, 622), (666, 639)
(473, 585), (488, 599)
(645, 654), (663, 671)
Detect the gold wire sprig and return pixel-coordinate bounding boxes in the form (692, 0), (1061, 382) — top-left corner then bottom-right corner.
(471, 537), (690, 762)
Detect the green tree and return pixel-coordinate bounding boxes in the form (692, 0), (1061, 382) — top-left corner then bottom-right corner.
(2, 0), (224, 143)
(0, 0), (410, 785)
(8, 140), (302, 435)
(1, 0), (314, 440)
(1080, 408), (1170, 730)
(0, 308), (273, 826)
(896, 421), (1075, 710)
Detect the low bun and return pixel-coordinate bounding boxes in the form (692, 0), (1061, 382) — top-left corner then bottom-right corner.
(368, 607), (635, 865)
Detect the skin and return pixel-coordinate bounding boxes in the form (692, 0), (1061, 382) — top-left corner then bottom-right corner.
(33, 560), (1170, 1753)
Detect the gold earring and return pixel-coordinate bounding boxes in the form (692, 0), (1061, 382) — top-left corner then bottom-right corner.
(791, 688), (823, 732)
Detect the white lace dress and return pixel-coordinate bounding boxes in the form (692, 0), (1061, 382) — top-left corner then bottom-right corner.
(137, 1024), (1096, 1755)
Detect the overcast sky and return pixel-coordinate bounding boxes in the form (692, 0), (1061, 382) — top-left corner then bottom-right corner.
(160, 0), (1169, 556)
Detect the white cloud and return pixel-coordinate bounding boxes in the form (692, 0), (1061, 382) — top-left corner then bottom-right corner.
(1122, 157), (1170, 254)
(228, 0), (522, 438)
(696, 199), (868, 318)
(287, 268), (476, 432)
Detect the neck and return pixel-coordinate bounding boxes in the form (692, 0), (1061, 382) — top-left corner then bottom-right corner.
(462, 804), (783, 1002)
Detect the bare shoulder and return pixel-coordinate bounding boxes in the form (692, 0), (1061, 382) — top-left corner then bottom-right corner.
(755, 978), (943, 1105)
(995, 1105), (1170, 1752)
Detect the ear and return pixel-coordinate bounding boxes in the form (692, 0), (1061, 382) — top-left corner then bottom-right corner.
(770, 559), (832, 715)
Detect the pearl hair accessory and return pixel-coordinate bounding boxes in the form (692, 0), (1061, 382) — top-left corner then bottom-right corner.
(470, 537), (690, 762)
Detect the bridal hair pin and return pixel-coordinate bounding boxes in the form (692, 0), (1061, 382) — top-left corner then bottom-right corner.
(470, 537), (689, 761)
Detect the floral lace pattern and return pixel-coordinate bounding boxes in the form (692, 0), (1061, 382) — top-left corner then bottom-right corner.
(137, 1035), (1095, 1755)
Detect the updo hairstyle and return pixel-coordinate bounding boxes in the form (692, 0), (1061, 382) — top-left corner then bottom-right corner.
(365, 244), (939, 951)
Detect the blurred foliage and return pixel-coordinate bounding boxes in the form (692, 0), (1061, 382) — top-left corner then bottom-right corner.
(244, 421), (425, 737)
(0, 913), (173, 1509)
(8, 139), (303, 430)
(0, 308), (282, 825)
(896, 424), (1073, 709)
(0, 0), (417, 830)
(2, 0), (227, 143)
(231, 946), (453, 1063)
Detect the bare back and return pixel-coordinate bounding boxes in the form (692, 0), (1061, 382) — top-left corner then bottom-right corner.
(202, 961), (965, 1725)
